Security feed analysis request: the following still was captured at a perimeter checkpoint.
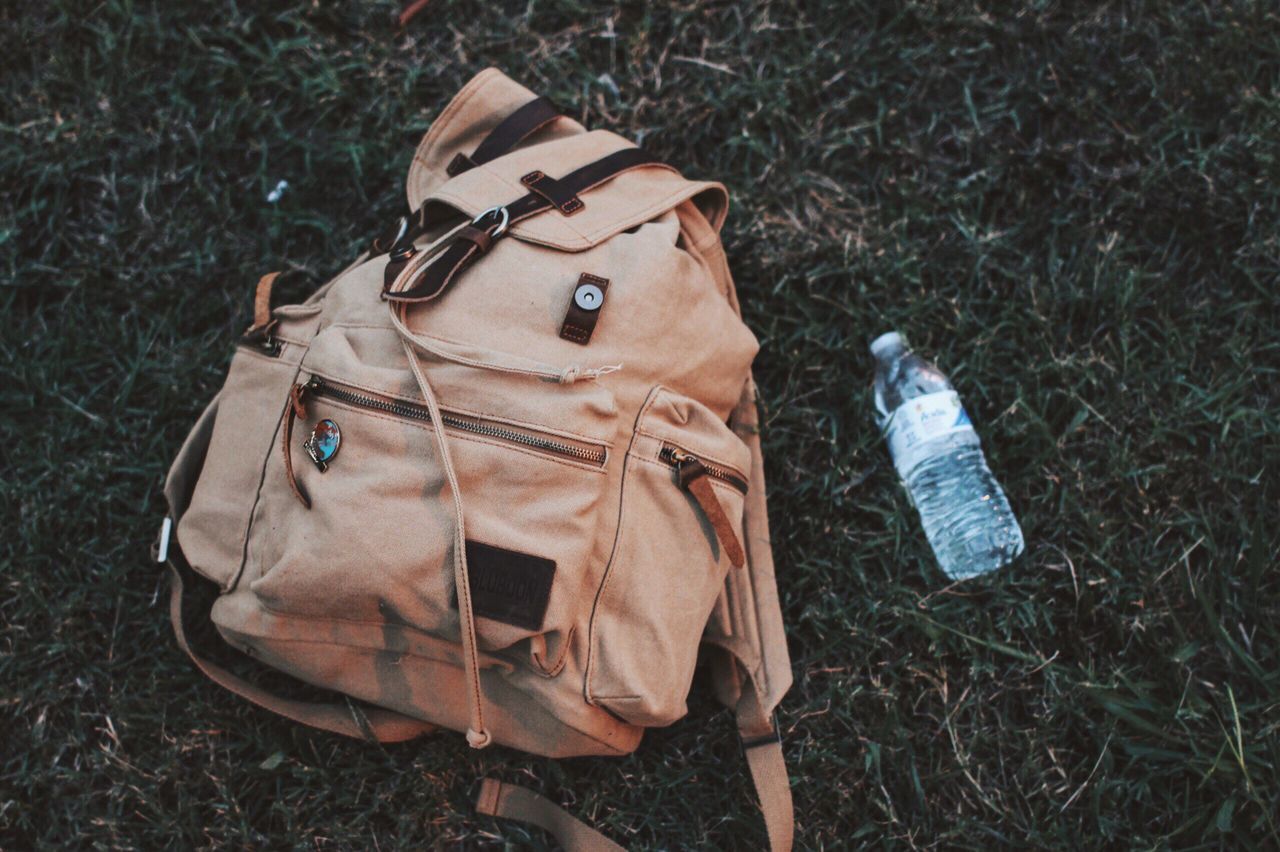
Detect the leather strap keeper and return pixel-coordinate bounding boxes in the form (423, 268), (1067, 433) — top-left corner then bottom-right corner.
(391, 228), (494, 303)
(455, 224), (495, 254)
(521, 170), (584, 215)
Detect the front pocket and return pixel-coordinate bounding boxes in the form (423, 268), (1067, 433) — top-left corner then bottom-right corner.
(587, 386), (750, 727)
(245, 354), (616, 665)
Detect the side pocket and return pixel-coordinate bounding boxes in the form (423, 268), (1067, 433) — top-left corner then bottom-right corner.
(587, 386), (751, 727)
(176, 334), (309, 590)
(163, 390), (221, 524)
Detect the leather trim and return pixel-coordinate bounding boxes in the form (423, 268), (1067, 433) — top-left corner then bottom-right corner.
(390, 149), (671, 302)
(382, 246), (418, 293)
(521, 170), (584, 216)
(394, 236), (484, 303)
(471, 97), (561, 165)
(559, 273), (609, 345)
(281, 383), (311, 509)
(682, 461), (746, 568)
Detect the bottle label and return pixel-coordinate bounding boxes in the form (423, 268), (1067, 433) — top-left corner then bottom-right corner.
(885, 390), (976, 476)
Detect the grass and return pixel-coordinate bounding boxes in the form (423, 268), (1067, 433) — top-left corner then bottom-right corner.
(3, 0), (1279, 847)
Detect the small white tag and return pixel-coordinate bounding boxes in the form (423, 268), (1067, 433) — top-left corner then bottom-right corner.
(884, 390), (976, 477)
(156, 517), (172, 563)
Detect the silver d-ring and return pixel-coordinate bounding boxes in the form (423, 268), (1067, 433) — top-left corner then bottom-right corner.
(472, 205), (510, 238)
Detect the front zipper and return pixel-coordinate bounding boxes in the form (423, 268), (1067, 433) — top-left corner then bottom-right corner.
(303, 377), (607, 467)
(658, 445), (748, 493)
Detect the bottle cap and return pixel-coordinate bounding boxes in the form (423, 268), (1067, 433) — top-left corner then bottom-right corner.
(869, 331), (905, 359)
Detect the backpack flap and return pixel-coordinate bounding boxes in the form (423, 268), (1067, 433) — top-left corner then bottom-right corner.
(411, 131), (727, 252)
(406, 68), (586, 209)
(405, 69), (729, 254)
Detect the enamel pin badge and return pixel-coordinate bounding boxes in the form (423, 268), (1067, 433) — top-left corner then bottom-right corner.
(304, 419), (341, 471)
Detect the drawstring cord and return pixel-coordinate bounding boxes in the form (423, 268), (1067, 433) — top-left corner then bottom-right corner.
(383, 226), (623, 748)
(398, 330), (492, 747)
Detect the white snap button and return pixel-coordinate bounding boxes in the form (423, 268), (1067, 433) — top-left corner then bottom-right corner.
(574, 282), (604, 311)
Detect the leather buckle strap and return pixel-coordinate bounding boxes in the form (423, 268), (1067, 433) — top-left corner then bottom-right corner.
(384, 207), (510, 303)
(453, 224), (495, 254)
(382, 242), (419, 292)
(500, 148), (673, 224)
(447, 96), (562, 176)
(388, 149), (673, 303)
(371, 97), (562, 256)
(370, 214), (411, 256)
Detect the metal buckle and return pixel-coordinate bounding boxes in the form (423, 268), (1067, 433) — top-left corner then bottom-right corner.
(370, 214), (411, 256)
(472, 205), (510, 238)
(389, 241), (418, 263)
(390, 214), (409, 247)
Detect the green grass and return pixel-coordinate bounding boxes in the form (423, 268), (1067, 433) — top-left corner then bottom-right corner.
(3, 0), (1279, 847)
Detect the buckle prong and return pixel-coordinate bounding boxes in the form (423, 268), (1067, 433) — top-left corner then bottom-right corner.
(471, 205), (510, 238)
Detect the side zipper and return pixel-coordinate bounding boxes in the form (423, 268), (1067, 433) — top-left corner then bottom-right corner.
(659, 445), (748, 494)
(659, 445), (747, 569)
(282, 376), (608, 509)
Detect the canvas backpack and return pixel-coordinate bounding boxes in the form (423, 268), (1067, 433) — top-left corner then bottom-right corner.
(158, 68), (794, 849)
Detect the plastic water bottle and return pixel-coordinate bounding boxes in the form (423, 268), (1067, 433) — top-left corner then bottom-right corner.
(871, 332), (1024, 580)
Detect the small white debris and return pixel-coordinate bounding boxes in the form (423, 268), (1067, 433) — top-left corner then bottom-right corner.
(596, 73), (620, 98)
(156, 517), (171, 563)
(266, 179), (289, 203)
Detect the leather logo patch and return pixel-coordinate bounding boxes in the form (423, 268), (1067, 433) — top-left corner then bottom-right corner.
(462, 541), (555, 631)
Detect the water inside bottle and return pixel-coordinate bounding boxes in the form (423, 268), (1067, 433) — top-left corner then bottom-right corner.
(872, 332), (1024, 579)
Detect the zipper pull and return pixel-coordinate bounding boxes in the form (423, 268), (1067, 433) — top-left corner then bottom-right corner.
(671, 450), (746, 569)
(289, 380), (313, 419)
(282, 381), (312, 509)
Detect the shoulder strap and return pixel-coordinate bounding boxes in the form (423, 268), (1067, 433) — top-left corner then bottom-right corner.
(743, 736), (793, 850)
(166, 559), (435, 743)
(737, 699), (794, 851)
(475, 780), (625, 851)
(474, 716), (791, 851)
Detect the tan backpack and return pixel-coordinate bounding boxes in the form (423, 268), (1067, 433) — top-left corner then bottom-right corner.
(159, 67), (793, 849)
